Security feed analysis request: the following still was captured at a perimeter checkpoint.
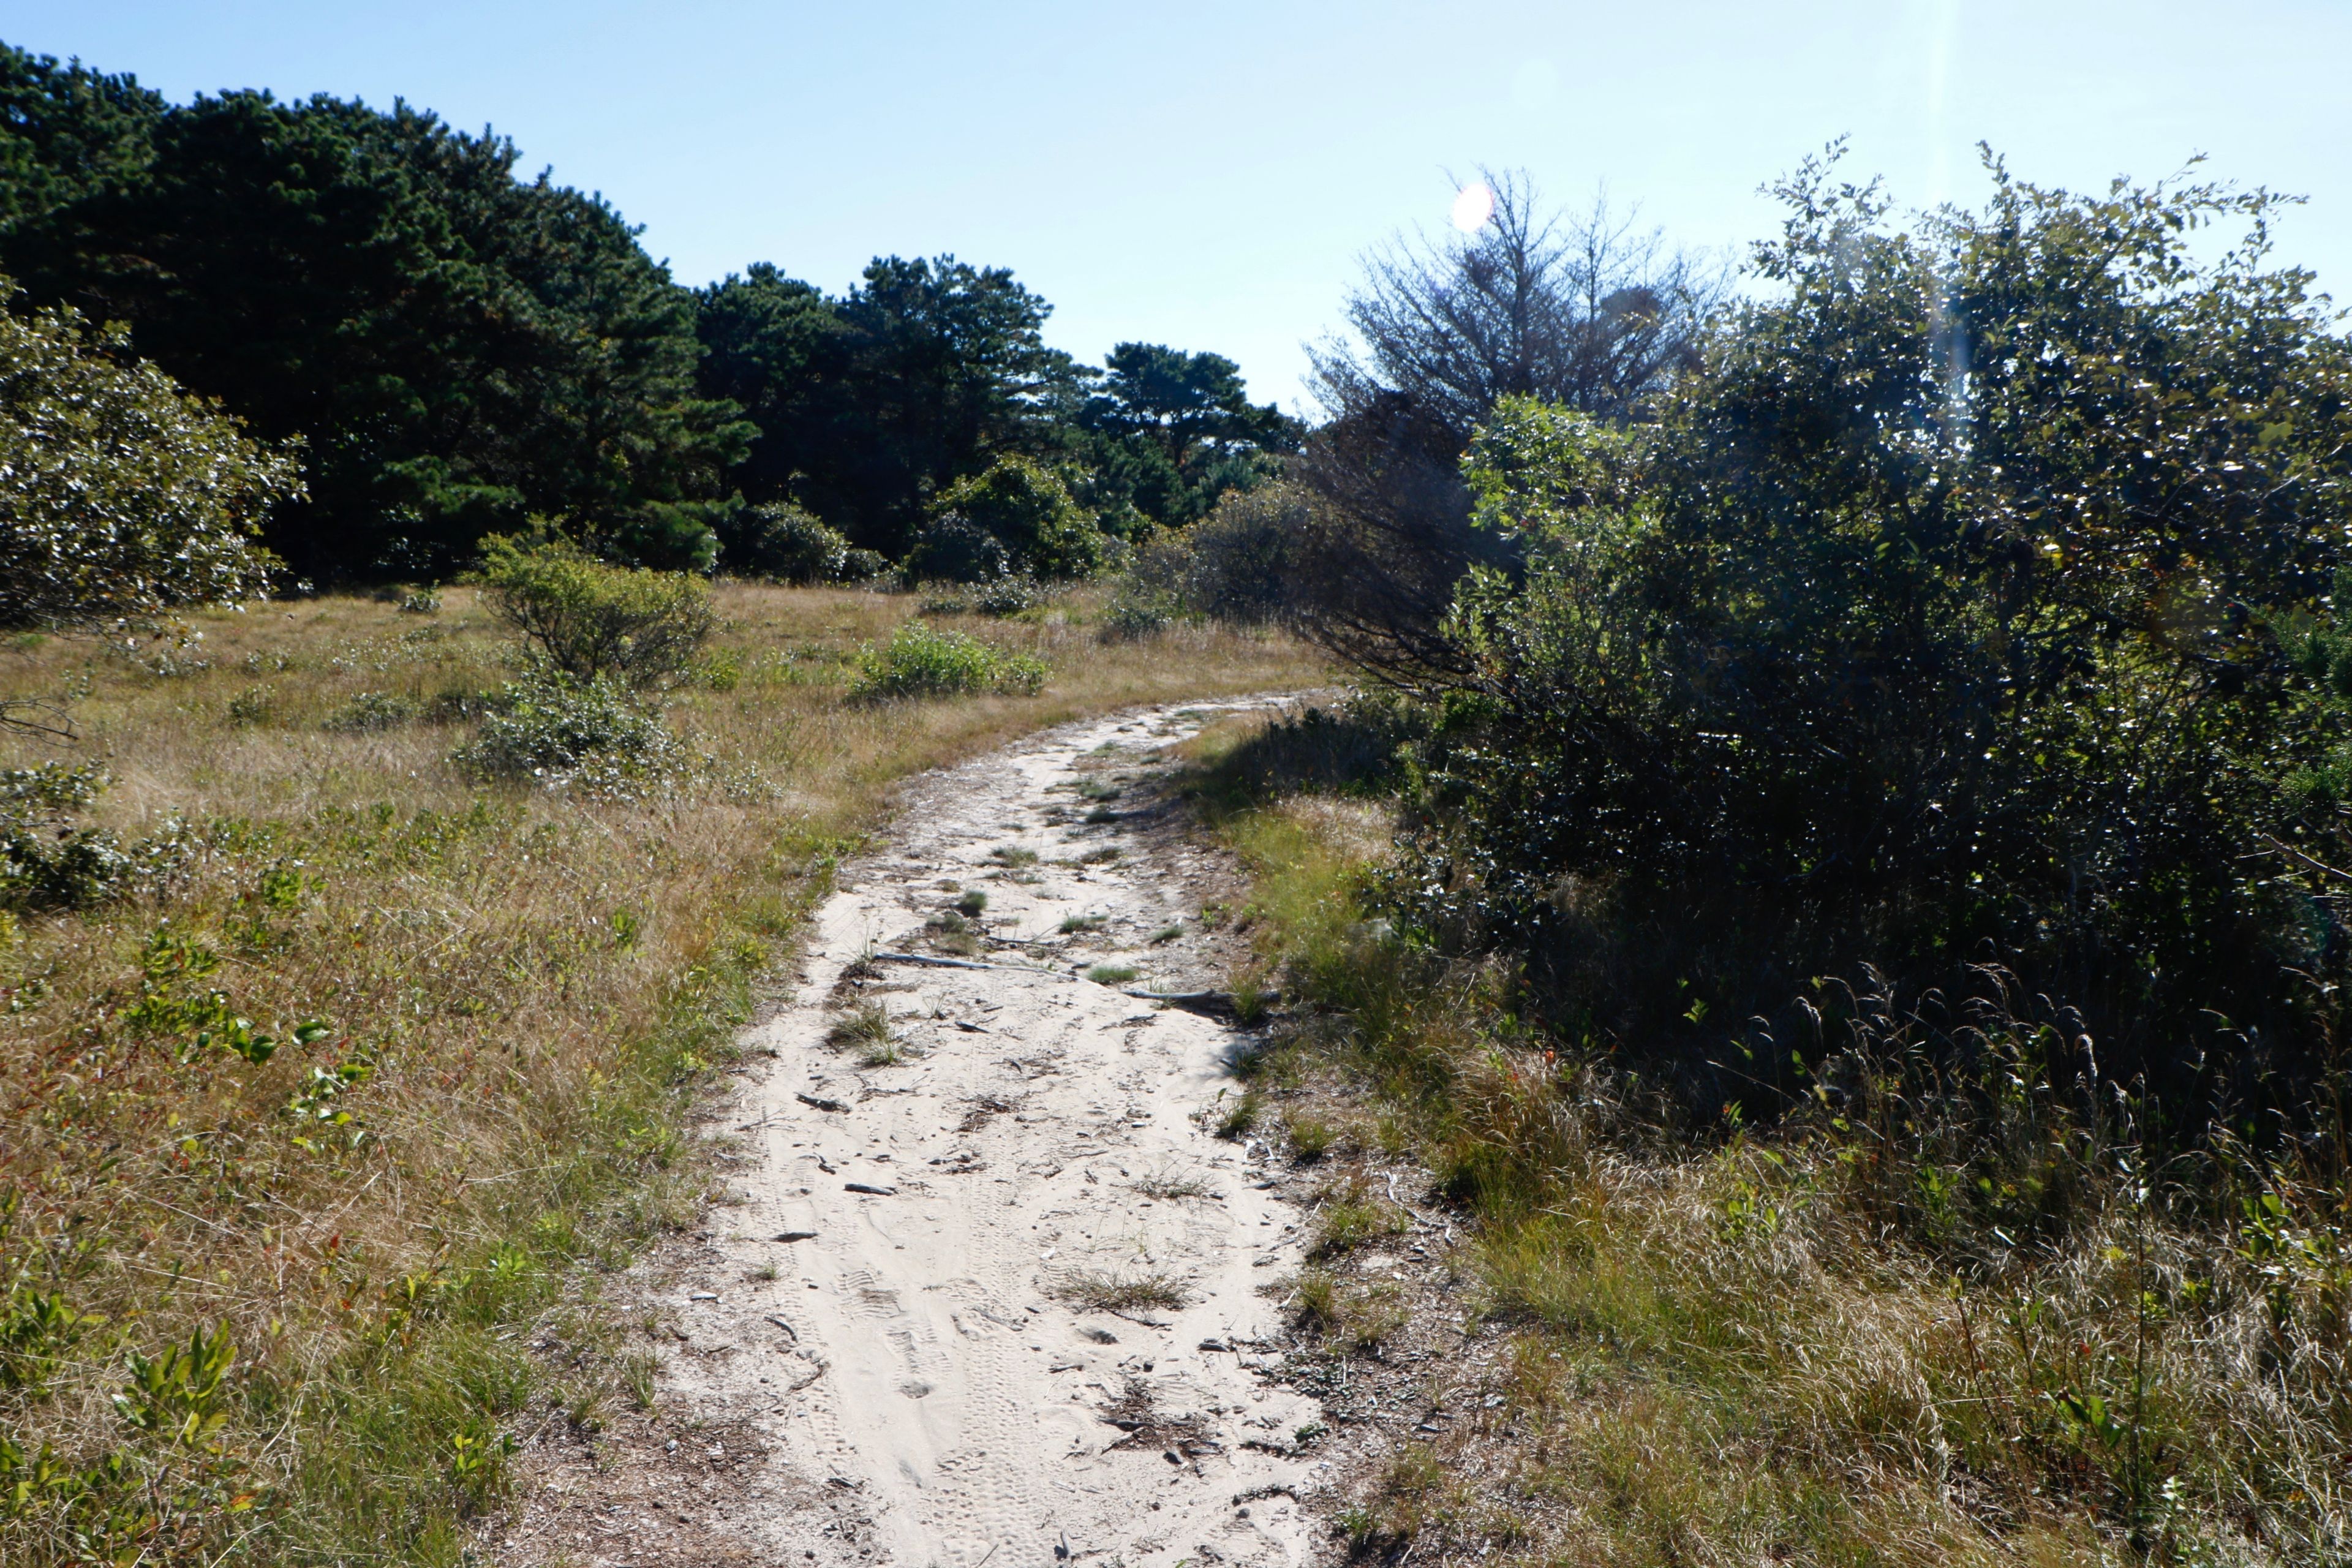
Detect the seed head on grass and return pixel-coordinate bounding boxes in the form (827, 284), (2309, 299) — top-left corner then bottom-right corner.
(1054, 1269), (1191, 1313)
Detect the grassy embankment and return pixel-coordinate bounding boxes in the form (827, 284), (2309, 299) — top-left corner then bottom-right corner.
(1186, 704), (2350, 1568)
(0, 583), (1324, 1565)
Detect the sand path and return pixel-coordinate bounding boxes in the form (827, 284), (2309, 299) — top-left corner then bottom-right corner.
(651, 699), (1325, 1568)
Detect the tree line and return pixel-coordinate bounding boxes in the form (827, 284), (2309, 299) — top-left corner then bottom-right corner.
(0, 41), (1297, 586)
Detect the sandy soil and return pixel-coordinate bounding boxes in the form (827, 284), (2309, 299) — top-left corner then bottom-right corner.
(496, 699), (1332, 1568)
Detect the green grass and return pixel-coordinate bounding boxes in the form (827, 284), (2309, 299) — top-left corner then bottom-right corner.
(1284, 1110), (1340, 1161)
(1131, 1168), (1215, 1200)
(1084, 963), (1138, 985)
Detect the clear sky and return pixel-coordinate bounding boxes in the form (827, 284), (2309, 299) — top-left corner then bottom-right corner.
(6, 1), (2346, 412)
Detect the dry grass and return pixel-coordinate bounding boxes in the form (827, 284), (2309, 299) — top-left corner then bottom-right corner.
(1051, 1268), (1192, 1314)
(0, 583), (1325, 1564)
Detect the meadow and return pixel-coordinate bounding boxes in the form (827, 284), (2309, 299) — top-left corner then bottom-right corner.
(0, 584), (1324, 1564)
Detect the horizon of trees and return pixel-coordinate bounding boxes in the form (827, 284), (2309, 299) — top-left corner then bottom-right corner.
(0, 40), (1298, 582)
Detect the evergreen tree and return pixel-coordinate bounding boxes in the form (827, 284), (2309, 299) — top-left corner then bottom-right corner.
(0, 44), (746, 578)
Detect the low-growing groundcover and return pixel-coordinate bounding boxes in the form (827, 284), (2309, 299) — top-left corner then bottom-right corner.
(0, 584), (1321, 1566)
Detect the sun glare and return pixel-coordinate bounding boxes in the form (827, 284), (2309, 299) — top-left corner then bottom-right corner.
(1450, 181), (1494, 233)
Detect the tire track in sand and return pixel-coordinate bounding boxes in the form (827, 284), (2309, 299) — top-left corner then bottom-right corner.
(658, 698), (1329, 1568)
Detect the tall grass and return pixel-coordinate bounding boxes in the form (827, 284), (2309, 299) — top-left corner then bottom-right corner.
(1189, 702), (2352, 1567)
(0, 584), (1323, 1564)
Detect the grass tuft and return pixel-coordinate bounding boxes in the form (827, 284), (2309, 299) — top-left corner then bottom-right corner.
(1052, 1269), (1191, 1314)
(823, 999), (895, 1054)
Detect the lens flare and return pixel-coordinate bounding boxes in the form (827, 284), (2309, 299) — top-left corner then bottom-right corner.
(1450, 182), (1494, 233)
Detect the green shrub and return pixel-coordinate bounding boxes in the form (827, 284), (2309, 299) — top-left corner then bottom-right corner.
(845, 622), (1047, 703)
(723, 502), (854, 583)
(1116, 481), (1305, 630)
(930, 456), (1106, 580)
(1400, 160), (2352, 1134)
(839, 547), (889, 582)
(904, 514), (1013, 586)
(0, 286), (296, 630)
(477, 534), (714, 688)
(451, 672), (682, 790)
(0, 763), (189, 910)
(921, 575), (1041, 617)
(225, 687), (275, 726)
(1099, 584), (1177, 641)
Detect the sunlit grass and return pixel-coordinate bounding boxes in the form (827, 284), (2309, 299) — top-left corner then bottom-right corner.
(0, 583), (1326, 1564)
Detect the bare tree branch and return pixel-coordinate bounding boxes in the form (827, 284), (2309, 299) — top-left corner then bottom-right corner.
(0, 698), (78, 744)
(1284, 170), (1718, 680)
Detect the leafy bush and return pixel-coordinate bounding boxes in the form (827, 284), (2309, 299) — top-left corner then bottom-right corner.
(451, 671), (683, 790)
(1400, 159), (2352, 1134)
(1098, 588), (1176, 641)
(845, 622), (1047, 702)
(723, 502), (855, 583)
(1125, 482), (1305, 625)
(477, 533), (714, 688)
(930, 456), (1105, 580)
(0, 285), (296, 628)
(903, 513), (1013, 586)
(839, 547), (889, 582)
(0, 763), (189, 910)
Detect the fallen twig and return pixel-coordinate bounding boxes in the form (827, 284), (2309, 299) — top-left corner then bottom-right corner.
(870, 951), (1070, 978)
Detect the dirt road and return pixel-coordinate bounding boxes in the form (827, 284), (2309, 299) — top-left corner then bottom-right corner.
(504, 699), (1330, 1568)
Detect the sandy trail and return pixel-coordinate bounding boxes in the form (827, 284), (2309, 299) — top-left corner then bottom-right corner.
(650, 698), (1325, 1568)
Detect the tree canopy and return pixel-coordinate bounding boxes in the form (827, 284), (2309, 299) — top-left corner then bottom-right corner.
(1074, 342), (1300, 531)
(0, 51), (750, 578)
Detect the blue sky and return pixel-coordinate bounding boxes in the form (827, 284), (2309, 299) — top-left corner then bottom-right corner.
(7, 1), (2347, 411)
